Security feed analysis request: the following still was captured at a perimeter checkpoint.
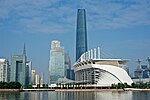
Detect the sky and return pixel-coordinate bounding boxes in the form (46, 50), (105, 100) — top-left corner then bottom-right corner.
(1, 0), (150, 82)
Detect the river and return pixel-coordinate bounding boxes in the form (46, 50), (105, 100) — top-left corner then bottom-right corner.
(0, 91), (150, 100)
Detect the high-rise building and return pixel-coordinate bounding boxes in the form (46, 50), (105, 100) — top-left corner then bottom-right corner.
(0, 58), (9, 82)
(134, 65), (149, 78)
(64, 53), (75, 80)
(65, 53), (71, 79)
(10, 44), (27, 85)
(26, 61), (32, 84)
(49, 40), (65, 84)
(70, 69), (75, 80)
(76, 9), (88, 61)
(41, 73), (44, 85)
(31, 70), (36, 84)
(35, 74), (41, 85)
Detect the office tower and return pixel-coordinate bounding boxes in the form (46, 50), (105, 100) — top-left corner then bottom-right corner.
(31, 70), (36, 84)
(0, 58), (9, 82)
(49, 40), (65, 84)
(64, 53), (75, 80)
(76, 9), (88, 61)
(65, 53), (71, 79)
(35, 74), (41, 85)
(41, 73), (44, 84)
(10, 44), (27, 85)
(70, 69), (75, 80)
(26, 61), (32, 84)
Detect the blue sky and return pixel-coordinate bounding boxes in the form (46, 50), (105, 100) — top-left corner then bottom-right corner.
(1, 0), (150, 81)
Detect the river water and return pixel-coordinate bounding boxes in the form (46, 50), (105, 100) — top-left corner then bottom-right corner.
(0, 91), (150, 100)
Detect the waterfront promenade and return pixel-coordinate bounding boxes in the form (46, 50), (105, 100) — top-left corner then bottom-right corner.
(1, 88), (150, 92)
(22, 88), (55, 91)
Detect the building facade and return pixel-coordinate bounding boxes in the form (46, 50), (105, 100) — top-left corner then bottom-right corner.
(76, 9), (88, 61)
(10, 55), (26, 85)
(49, 40), (65, 84)
(0, 58), (9, 82)
(65, 53), (71, 79)
(35, 74), (41, 85)
(26, 61), (32, 84)
(74, 47), (133, 87)
(10, 44), (27, 85)
(31, 70), (36, 84)
(70, 69), (75, 80)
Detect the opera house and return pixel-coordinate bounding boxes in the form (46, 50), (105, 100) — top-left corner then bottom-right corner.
(73, 47), (133, 87)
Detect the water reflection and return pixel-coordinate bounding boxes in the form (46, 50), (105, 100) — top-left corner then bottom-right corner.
(0, 92), (20, 100)
(0, 91), (150, 100)
(132, 91), (150, 100)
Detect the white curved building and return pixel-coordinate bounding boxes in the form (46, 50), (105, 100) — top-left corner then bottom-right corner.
(73, 48), (133, 87)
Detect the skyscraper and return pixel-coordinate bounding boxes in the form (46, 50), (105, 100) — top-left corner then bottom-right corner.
(35, 74), (41, 85)
(65, 53), (71, 79)
(76, 9), (88, 61)
(64, 53), (75, 80)
(26, 61), (32, 84)
(10, 44), (27, 85)
(31, 70), (36, 84)
(49, 40), (65, 84)
(0, 58), (9, 82)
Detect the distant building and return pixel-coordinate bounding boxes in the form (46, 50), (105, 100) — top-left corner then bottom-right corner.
(133, 58), (150, 83)
(65, 53), (71, 79)
(70, 69), (75, 80)
(49, 40), (65, 84)
(35, 74), (41, 85)
(76, 9), (88, 61)
(31, 70), (36, 84)
(134, 65), (149, 79)
(0, 58), (9, 82)
(26, 61), (32, 84)
(10, 44), (27, 85)
(41, 73), (44, 85)
(141, 65), (149, 78)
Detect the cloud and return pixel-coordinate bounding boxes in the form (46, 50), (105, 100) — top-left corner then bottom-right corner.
(0, 0), (150, 34)
(81, 0), (150, 30)
(0, 0), (76, 34)
(19, 17), (72, 34)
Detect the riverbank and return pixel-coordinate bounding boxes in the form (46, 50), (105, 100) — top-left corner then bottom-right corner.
(0, 88), (124, 92)
(1, 88), (150, 92)
(124, 88), (150, 91)
(55, 89), (124, 92)
(0, 89), (21, 92)
(22, 88), (55, 91)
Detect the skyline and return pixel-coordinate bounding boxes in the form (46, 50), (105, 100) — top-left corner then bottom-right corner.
(1, 0), (150, 80)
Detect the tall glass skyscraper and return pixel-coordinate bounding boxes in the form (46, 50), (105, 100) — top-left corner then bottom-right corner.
(49, 40), (65, 84)
(76, 9), (88, 61)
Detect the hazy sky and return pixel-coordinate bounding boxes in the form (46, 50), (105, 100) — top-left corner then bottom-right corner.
(1, 0), (150, 81)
